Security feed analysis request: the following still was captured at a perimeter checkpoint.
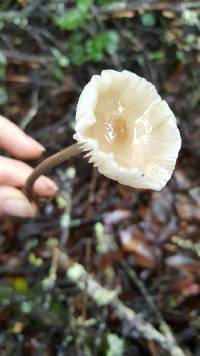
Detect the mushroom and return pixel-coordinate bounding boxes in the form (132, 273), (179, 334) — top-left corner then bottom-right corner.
(25, 70), (181, 197)
(74, 70), (181, 190)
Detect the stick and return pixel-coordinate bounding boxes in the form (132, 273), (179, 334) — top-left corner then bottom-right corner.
(58, 254), (185, 356)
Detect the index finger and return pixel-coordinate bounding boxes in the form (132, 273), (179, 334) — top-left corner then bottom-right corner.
(0, 115), (45, 159)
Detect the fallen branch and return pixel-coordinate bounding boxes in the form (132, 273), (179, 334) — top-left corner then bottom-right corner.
(0, 49), (53, 64)
(120, 261), (177, 343)
(58, 251), (185, 356)
(100, 1), (200, 16)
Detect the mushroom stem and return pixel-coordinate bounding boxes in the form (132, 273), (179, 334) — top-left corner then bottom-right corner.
(25, 142), (82, 199)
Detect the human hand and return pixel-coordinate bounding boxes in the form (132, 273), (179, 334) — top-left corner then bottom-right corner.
(0, 115), (58, 217)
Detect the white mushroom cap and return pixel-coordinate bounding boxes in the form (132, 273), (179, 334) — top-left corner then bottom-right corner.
(74, 70), (181, 190)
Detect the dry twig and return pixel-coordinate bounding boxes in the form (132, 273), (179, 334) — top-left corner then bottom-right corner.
(100, 1), (200, 16)
(57, 251), (185, 356)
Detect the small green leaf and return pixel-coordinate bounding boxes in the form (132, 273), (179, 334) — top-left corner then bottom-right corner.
(86, 30), (119, 62)
(86, 37), (104, 61)
(56, 8), (88, 30)
(76, 0), (93, 12)
(149, 50), (165, 62)
(13, 277), (28, 293)
(46, 237), (58, 248)
(67, 33), (88, 65)
(105, 30), (119, 55)
(51, 47), (69, 67)
(20, 301), (32, 314)
(0, 64), (6, 80)
(185, 33), (196, 44)
(176, 50), (187, 63)
(28, 252), (43, 267)
(0, 52), (6, 80)
(141, 12), (156, 27)
(0, 86), (8, 104)
(71, 44), (88, 65)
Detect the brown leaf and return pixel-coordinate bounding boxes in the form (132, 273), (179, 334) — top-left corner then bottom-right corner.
(172, 276), (200, 297)
(100, 250), (124, 269)
(175, 194), (200, 221)
(119, 226), (160, 268)
(0, 306), (11, 322)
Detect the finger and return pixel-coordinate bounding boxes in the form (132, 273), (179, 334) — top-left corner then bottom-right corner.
(0, 186), (38, 217)
(0, 115), (45, 159)
(0, 156), (58, 196)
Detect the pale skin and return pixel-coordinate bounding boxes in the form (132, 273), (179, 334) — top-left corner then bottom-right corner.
(0, 115), (58, 218)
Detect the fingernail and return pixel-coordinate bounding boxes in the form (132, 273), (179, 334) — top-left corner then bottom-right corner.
(37, 176), (59, 195)
(25, 136), (46, 153)
(3, 198), (37, 217)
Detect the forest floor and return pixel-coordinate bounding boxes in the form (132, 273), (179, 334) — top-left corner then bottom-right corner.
(0, 1), (200, 355)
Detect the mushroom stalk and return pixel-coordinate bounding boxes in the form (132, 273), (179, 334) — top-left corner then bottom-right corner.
(25, 142), (82, 199)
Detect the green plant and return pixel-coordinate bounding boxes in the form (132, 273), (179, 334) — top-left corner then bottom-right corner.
(0, 52), (7, 105)
(56, 0), (93, 30)
(55, 0), (119, 66)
